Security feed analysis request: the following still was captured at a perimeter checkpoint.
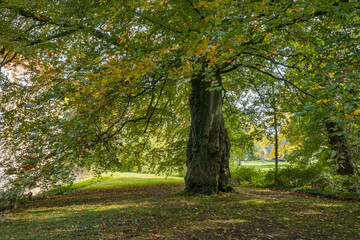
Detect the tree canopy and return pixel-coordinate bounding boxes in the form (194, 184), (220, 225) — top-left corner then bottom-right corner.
(0, 0), (359, 204)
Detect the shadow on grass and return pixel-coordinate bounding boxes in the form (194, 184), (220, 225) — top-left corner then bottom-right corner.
(1, 185), (360, 240)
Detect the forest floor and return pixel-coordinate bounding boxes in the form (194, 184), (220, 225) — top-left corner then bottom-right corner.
(1, 173), (359, 240)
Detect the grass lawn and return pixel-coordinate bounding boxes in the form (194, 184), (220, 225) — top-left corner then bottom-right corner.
(1, 172), (359, 239)
(84, 172), (184, 189)
(241, 160), (289, 170)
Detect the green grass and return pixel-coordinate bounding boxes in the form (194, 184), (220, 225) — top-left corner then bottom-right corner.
(35, 172), (183, 197)
(35, 176), (113, 197)
(1, 172), (359, 239)
(84, 172), (183, 189)
(241, 160), (289, 170)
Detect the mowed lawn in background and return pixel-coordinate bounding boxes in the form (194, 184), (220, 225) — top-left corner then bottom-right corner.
(1, 172), (359, 240)
(240, 160), (289, 170)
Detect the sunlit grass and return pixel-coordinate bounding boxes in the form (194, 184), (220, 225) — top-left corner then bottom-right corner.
(241, 160), (289, 170)
(1, 172), (359, 240)
(84, 172), (184, 189)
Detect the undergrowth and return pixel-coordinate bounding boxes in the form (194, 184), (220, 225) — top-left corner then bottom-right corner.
(231, 164), (360, 200)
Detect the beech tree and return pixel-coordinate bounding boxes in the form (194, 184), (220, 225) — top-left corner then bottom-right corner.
(0, 0), (359, 201)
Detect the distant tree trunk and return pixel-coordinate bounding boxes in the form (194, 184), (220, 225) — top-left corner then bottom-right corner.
(270, 86), (279, 184)
(185, 71), (232, 194)
(274, 110), (279, 171)
(326, 121), (354, 175)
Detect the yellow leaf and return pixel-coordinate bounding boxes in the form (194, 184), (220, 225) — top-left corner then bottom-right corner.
(235, 37), (242, 45)
(316, 99), (331, 104)
(267, 50), (277, 56)
(99, 0), (107, 5)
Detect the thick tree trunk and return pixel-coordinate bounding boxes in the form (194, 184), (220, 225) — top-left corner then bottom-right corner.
(185, 71), (232, 194)
(326, 122), (354, 175)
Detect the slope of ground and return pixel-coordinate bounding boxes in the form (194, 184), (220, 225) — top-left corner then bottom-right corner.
(1, 173), (359, 239)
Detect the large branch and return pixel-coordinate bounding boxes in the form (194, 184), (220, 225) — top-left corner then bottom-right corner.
(221, 63), (316, 99)
(3, 3), (121, 49)
(246, 65), (316, 99)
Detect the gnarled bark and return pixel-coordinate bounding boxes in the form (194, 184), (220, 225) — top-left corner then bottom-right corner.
(185, 71), (232, 194)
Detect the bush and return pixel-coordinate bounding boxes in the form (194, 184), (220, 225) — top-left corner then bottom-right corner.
(0, 185), (29, 212)
(231, 164), (327, 188)
(231, 164), (360, 200)
(265, 164), (360, 192)
(265, 163), (327, 188)
(231, 166), (267, 187)
(324, 174), (360, 193)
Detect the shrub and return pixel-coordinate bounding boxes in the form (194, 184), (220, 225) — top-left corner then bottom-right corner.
(324, 174), (360, 193)
(265, 163), (327, 188)
(231, 166), (267, 187)
(0, 185), (28, 212)
(231, 163), (360, 199)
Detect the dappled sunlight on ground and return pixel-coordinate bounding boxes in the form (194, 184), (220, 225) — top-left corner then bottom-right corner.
(1, 174), (359, 239)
